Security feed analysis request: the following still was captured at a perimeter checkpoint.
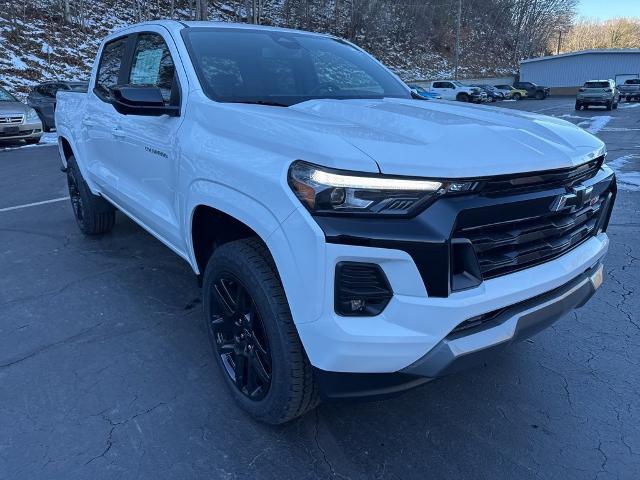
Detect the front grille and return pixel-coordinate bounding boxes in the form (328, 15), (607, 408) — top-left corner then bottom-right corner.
(479, 157), (603, 194)
(0, 115), (24, 125)
(456, 193), (606, 279)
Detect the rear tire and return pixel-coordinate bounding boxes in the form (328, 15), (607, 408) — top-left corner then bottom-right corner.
(513, 92), (521, 100)
(66, 155), (116, 235)
(203, 238), (319, 424)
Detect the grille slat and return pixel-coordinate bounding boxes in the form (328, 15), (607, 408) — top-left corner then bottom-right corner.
(0, 115), (24, 125)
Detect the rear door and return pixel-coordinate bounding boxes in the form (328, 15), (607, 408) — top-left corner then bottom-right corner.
(110, 29), (186, 248)
(82, 35), (131, 194)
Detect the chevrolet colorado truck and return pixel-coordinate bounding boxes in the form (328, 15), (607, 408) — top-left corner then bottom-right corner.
(56, 21), (616, 424)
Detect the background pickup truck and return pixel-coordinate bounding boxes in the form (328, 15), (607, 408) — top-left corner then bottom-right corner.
(618, 79), (640, 101)
(422, 80), (486, 102)
(56, 20), (616, 424)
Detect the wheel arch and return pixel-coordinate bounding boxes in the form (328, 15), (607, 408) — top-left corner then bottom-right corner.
(186, 181), (323, 326)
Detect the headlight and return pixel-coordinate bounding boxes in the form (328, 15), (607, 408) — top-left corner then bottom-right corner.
(288, 160), (475, 216)
(26, 108), (40, 122)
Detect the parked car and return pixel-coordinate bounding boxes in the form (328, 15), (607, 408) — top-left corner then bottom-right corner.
(0, 86), (43, 144)
(472, 84), (505, 102)
(618, 78), (640, 102)
(422, 80), (485, 103)
(576, 79), (619, 111)
(513, 81), (550, 100)
(407, 84), (442, 100)
(27, 81), (88, 131)
(495, 84), (527, 100)
(57, 21), (616, 424)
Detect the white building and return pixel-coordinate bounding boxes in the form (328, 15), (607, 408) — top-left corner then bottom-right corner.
(520, 49), (640, 94)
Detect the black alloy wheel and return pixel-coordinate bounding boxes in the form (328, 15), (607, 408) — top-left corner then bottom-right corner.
(67, 166), (85, 228)
(209, 274), (272, 401)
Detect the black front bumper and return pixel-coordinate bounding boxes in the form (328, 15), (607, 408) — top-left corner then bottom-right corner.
(316, 262), (604, 400)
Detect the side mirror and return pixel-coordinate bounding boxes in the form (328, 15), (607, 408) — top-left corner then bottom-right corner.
(110, 86), (180, 117)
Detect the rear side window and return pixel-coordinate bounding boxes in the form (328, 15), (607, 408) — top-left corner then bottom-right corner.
(625, 79), (640, 85)
(95, 37), (128, 101)
(128, 33), (176, 102)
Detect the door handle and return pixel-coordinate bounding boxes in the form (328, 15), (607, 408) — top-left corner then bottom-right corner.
(112, 127), (125, 138)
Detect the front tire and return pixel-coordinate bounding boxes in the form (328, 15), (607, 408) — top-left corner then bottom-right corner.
(513, 92), (521, 100)
(203, 238), (319, 424)
(575, 101), (582, 110)
(535, 91), (544, 100)
(66, 155), (116, 235)
(456, 93), (469, 102)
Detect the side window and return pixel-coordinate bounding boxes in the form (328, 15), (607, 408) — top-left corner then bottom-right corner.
(128, 33), (176, 103)
(444, 82), (455, 89)
(432, 82), (444, 88)
(95, 37), (128, 102)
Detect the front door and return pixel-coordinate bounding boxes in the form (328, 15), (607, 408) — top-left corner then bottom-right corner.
(111, 30), (186, 249)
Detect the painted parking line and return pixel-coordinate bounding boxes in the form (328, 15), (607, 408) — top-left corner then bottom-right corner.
(0, 196), (69, 213)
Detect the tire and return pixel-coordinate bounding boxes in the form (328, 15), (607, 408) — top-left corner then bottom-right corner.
(66, 155), (116, 235)
(606, 101), (612, 111)
(456, 93), (469, 102)
(513, 92), (521, 100)
(535, 91), (544, 100)
(613, 101), (618, 110)
(203, 238), (319, 424)
(575, 101), (581, 110)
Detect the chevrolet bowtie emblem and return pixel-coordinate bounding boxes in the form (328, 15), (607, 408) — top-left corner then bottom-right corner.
(550, 185), (594, 212)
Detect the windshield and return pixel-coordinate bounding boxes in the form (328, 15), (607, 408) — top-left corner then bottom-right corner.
(182, 28), (410, 106)
(584, 81), (609, 88)
(0, 88), (17, 102)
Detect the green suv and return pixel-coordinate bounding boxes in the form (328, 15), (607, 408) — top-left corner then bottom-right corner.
(576, 79), (619, 111)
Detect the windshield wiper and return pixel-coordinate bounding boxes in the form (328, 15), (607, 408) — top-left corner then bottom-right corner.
(234, 100), (289, 107)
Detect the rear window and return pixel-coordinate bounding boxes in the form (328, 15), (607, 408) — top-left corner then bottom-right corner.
(584, 81), (609, 88)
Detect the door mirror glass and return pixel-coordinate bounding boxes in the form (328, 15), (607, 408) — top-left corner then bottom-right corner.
(111, 86), (179, 117)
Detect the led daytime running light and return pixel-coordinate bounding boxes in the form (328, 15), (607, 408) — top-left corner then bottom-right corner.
(310, 169), (441, 191)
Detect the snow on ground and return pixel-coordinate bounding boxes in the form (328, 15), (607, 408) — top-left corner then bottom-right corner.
(619, 102), (640, 109)
(0, 132), (58, 152)
(584, 116), (613, 134)
(607, 154), (640, 191)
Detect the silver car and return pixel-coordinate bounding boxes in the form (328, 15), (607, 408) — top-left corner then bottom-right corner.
(0, 86), (43, 144)
(575, 79), (619, 111)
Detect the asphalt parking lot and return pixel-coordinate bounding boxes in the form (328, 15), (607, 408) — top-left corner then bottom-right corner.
(1, 98), (638, 480)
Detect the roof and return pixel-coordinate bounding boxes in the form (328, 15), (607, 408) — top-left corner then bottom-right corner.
(521, 48), (640, 64)
(111, 19), (331, 39)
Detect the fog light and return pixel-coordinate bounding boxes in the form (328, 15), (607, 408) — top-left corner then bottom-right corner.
(334, 262), (392, 316)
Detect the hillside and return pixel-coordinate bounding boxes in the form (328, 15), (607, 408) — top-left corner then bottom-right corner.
(1, 0), (570, 96)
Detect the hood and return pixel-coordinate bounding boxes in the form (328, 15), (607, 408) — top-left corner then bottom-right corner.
(286, 98), (605, 178)
(0, 101), (29, 116)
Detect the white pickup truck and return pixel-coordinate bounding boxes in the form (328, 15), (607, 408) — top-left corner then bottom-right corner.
(56, 20), (616, 424)
(421, 80), (486, 102)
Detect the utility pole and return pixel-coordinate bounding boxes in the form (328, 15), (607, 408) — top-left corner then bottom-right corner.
(454, 0), (462, 79)
(556, 30), (563, 55)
